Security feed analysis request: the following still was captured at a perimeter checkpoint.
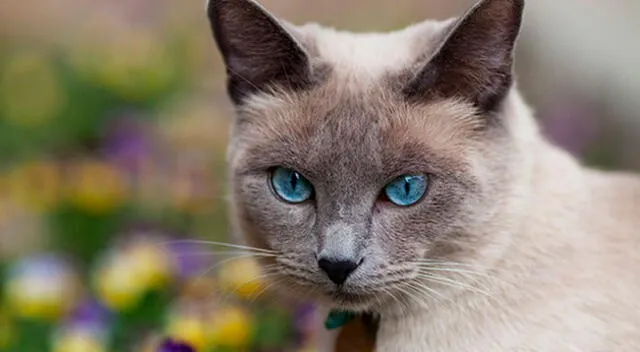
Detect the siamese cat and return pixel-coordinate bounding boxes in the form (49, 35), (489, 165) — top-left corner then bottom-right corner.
(206, 0), (640, 350)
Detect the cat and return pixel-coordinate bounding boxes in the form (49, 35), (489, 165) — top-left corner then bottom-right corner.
(206, 0), (640, 350)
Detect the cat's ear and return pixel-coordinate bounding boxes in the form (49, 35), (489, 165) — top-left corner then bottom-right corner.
(404, 0), (524, 113)
(207, 0), (312, 105)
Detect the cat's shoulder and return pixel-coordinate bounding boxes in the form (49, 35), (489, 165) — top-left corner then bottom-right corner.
(585, 169), (640, 214)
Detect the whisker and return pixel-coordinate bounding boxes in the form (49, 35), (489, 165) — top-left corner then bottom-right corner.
(280, 271), (319, 286)
(217, 270), (282, 306)
(371, 287), (387, 311)
(415, 264), (514, 289)
(403, 279), (448, 302)
(159, 239), (279, 254)
(171, 250), (278, 258)
(168, 252), (270, 310)
(415, 266), (488, 275)
(247, 266), (284, 303)
(412, 260), (480, 268)
(398, 284), (426, 308)
(276, 260), (316, 275)
(381, 286), (407, 316)
(417, 272), (491, 297)
(297, 281), (319, 302)
(396, 282), (434, 310)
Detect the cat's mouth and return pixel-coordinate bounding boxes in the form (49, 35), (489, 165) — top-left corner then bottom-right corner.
(328, 288), (377, 311)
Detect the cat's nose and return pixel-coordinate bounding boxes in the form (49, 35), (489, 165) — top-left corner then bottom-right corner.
(317, 257), (361, 285)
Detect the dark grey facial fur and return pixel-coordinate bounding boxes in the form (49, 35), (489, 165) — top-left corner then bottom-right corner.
(208, 0), (525, 312)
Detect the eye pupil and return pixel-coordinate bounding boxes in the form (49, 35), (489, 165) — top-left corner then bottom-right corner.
(291, 172), (299, 190)
(404, 178), (411, 195)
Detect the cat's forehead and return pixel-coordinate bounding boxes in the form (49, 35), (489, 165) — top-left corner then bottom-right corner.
(230, 19), (487, 177)
(233, 82), (481, 178)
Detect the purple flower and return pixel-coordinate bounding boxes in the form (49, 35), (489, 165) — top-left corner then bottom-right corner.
(67, 298), (113, 332)
(166, 241), (213, 279)
(293, 304), (318, 346)
(102, 112), (153, 174)
(158, 338), (196, 352)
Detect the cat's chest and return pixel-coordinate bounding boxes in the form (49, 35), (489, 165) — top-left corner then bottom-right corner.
(372, 305), (615, 352)
(372, 296), (539, 352)
(374, 311), (488, 352)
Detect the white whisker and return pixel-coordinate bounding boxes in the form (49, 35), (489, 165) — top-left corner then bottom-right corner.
(248, 267), (284, 303)
(171, 250), (278, 258)
(159, 239), (278, 254)
(417, 272), (491, 297)
(415, 265), (490, 277)
(413, 260), (480, 268)
(415, 264), (514, 289)
(169, 252), (271, 310)
(381, 285), (408, 316)
(216, 269), (282, 306)
(405, 279), (448, 302)
(396, 282), (432, 309)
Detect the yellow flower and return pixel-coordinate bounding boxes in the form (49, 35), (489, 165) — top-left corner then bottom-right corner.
(52, 330), (106, 352)
(5, 160), (62, 211)
(95, 252), (147, 312)
(6, 257), (80, 321)
(127, 242), (172, 289)
(166, 314), (208, 351)
(67, 160), (128, 214)
(0, 50), (66, 127)
(218, 257), (265, 300)
(95, 242), (172, 312)
(208, 306), (254, 348)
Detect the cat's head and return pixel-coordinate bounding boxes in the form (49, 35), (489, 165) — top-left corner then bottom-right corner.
(208, 0), (533, 312)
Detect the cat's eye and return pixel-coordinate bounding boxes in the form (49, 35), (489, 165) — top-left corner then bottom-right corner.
(270, 167), (314, 203)
(383, 174), (428, 206)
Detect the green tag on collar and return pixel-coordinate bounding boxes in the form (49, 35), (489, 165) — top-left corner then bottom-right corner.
(324, 310), (357, 330)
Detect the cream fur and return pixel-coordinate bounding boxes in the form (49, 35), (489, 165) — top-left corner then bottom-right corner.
(373, 91), (640, 351)
(295, 20), (452, 85)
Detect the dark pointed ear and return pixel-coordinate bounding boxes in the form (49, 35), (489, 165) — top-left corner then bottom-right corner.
(207, 0), (312, 105)
(404, 0), (524, 113)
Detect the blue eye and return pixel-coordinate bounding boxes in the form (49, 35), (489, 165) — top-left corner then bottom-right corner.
(271, 167), (314, 203)
(383, 174), (428, 206)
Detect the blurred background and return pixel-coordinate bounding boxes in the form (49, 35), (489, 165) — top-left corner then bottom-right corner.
(0, 0), (638, 351)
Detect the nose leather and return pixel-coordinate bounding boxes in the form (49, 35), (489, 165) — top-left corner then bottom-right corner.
(318, 258), (360, 285)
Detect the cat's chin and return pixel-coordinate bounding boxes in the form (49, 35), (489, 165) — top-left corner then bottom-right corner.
(269, 280), (379, 312)
(327, 290), (379, 312)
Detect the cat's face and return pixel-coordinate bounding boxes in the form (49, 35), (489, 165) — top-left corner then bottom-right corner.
(208, 0), (525, 312)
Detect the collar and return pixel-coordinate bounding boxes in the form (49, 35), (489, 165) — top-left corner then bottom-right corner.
(325, 310), (380, 334)
(324, 310), (358, 330)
